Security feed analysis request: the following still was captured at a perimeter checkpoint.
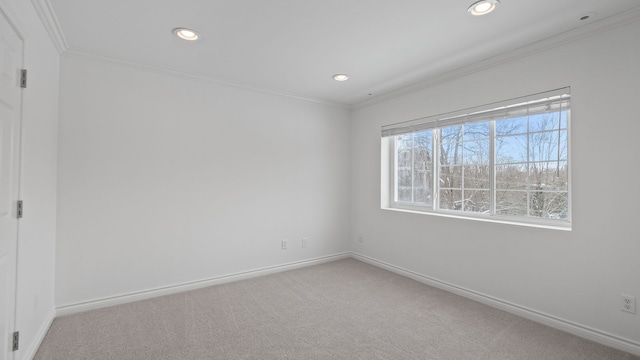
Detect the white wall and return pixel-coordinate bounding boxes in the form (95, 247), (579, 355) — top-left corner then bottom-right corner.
(0, 0), (59, 359)
(56, 55), (351, 307)
(350, 18), (640, 350)
(21, 2), (638, 356)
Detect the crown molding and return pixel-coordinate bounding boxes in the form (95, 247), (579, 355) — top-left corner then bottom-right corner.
(31, 0), (344, 108)
(29, 0), (640, 110)
(31, 0), (68, 53)
(352, 6), (640, 111)
(62, 48), (349, 109)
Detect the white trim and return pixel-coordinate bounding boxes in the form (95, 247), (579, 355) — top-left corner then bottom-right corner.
(35, 252), (640, 357)
(25, 0), (640, 109)
(21, 308), (54, 360)
(0, 0), (26, 39)
(56, 253), (350, 316)
(30, 0), (68, 53)
(352, 6), (640, 110)
(0, 5), (27, 360)
(382, 206), (572, 231)
(381, 89), (569, 136)
(62, 49), (349, 109)
(350, 252), (640, 357)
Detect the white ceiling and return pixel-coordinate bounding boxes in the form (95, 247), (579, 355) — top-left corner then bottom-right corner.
(48, 0), (640, 107)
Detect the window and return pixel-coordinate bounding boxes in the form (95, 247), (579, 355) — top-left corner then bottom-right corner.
(395, 130), (433, 205)
(382, 88), (570, 229)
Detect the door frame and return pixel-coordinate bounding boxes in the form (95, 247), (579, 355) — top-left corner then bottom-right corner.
(0, 3), (25, 360)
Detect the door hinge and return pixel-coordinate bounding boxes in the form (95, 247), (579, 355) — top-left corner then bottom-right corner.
(12, 331), (19, 351)
(17, 200), (23, 219)
(20, 69), (27, 88)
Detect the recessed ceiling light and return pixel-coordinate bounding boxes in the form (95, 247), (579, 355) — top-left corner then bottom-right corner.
(173, 28), (199, 41)
(467, 0), (499, 16)
(332, 74), (349, 82)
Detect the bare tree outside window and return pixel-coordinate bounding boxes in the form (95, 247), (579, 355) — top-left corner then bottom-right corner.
(439, 122), (490, 213)
(495, 111), (568, 219)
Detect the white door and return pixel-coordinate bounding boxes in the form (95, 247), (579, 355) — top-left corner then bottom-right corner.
(0, 10), (23, 360)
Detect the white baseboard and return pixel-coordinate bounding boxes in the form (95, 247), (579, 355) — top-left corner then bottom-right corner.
(22, 307), (55, 360)
(350, 252), (640, 357)
(48, 251), (640, 357)
(56, 253), (350, 316)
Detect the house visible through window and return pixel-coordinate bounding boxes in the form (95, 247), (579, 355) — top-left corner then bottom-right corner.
(383, 88), (570, 229)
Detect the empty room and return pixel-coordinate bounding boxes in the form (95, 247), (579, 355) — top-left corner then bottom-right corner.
(1, 0), (639, 359)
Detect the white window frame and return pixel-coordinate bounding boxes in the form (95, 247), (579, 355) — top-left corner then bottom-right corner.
(382, 88), (571, 230)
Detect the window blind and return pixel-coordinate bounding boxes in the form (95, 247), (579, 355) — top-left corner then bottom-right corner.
(381, 87), (571, 137)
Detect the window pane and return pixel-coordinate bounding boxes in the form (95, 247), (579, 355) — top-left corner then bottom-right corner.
(529, 130), (567, 162)
(414, 130), (432, 153)
(496, 164), (528, 190)
(496, 134), (527, 164)
(396, 134), (412, 167)
(529, 112), (564, 132)
(397, 188), (412, 203)
(464, 122), (490, 141)
(414, 169), (432, 203)
(464, 166), (489, 189)
(529, 161), (568, 191)
(496, 116), (527, 136)
(529, 191), (568, 219)
(440, 126), (463, 144)
(464, 190), (490, 213)
(414, 131), (432, 177)
(397, 150), (412, 168)
(496, 191), (528, 216)
(413, 131), (432, 204)
(397, 169), (412, 202)
(395, 130), (433, 206)
(439, 165), (462, 189)
(463, 140), (490, 164)
(438, 123), (491, 214)
(439, 189), (462, 210)
(440, 141), (463, 165)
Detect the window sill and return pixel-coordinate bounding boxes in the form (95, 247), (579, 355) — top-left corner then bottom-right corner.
(382, 205), (572, 231)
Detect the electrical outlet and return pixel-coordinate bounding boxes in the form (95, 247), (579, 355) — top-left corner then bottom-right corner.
(621, 294), (636, 314)
(301, 238), (308, 248)
(281, 240), (288, 250)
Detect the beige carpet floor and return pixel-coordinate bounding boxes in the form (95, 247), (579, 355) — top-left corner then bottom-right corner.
(35, 259), (639, 359)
